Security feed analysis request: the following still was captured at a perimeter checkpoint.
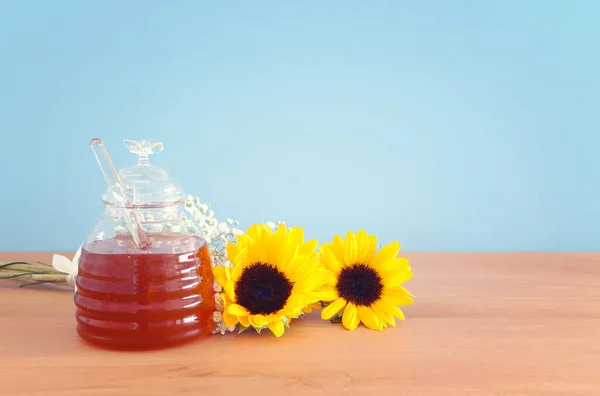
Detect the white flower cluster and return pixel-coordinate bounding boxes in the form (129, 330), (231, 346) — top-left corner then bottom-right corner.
(184, 195), (244, 268)
(183, 195), (240, 335)
(263, 221), (287, 231)
(211, 280), (237, 335)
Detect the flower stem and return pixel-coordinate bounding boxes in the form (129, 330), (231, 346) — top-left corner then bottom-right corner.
(0, 262), (60, 274)
(0, 271), (67, 282)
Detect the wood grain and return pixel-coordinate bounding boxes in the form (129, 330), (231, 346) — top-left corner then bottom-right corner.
(0, 252), (599, 396)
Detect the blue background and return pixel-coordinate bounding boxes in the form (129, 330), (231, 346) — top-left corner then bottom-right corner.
(1, 0), (599, 252)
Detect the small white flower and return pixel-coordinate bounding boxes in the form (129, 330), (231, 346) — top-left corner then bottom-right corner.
(145, 214), (155, 222)
(114, 225), (126, 233)
(217, 223), (229, 233)
(226, 218), (233, 225)
(231, 228), (243, 236)
(212, 322), (234, 335)
(213, 311), (223, 323)
(170, 225), (182, 233)
(52, 244), (82, 290)
(213, 279), (223, 292)
(207, 209), (214, 218)
(214, 294), (224, 311)
(148, 224), (163, 232)
(265, 221), (276, 229)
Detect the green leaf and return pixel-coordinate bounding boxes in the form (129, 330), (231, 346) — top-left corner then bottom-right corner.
(0, 272), (36, 280)
(0, 261), (31, 269)
(331, 313), (343, 323)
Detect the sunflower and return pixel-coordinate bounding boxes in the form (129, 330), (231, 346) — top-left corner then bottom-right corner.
(319, 230), (414, 331)
(212, 223), (334, 337)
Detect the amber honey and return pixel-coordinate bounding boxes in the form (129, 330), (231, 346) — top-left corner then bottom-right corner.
(74, 234), (215, 349)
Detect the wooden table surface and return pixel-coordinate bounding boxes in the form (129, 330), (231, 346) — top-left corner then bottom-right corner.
(1, 252), (599, 396)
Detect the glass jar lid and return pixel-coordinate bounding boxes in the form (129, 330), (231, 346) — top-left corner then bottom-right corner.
(102, 139), (185, 207)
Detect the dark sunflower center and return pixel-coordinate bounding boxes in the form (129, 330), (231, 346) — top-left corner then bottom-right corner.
(234, 262), (294, 315)
(336, 263), (384, 306)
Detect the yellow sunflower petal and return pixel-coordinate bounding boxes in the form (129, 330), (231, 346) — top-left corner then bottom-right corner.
(288, 227), (304, 245)
(321, 269), (338, 286)
(393, 307), (405, 321)
(398, 286), (415, 298)
(231, 247), (249, 273)
(235, 232), (252, 248)
(320, 247), (342, 274)
(267, 225), (292, 267)
(384, 287), (415, 305)
(355, 229), (369, 263)
(273, 223), (288, 241)
(321, 297), (347, 320)
(372, 300), (396, 328)
(249, 314), (269, 328)
(222, 279), (236, 301)
(357, 305), (385, 331)
(222, 291), (233, 304)
(356, 230), (377, 264)
(381, 257), (411, 273)
(285, 255), (316, 278)
(267, 319), (285, 337)
(294, 269), (337, 293)
(342, 303), (359, 331)
(280, 243), (299, 271)
(263, 224), (275, 236)
(381, 296), (406, 320)
(222, 309), (238, 327)
(330, 235), (345, 263)
(212, 266), (230, 286)
(371, 241), (401, 270)
(366, 236), (377, 263)
(310, 287), (338, 302)
(343, 231), (358, 266)
(382, 269), (414, 287)
(299, 239), (318, 256)
(246, 235), (269, 265)
(231, 261), (245, 281)
(227, 303), (249, 317)
(282, 294), (307, 319)
(226, 241), (238, 263)
(238, 315), (250, 327)
(302, 302), (322, 313)
(246, 223), (268, 240)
